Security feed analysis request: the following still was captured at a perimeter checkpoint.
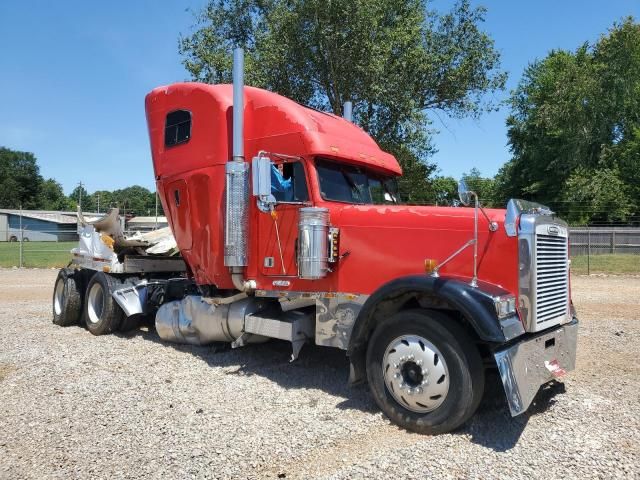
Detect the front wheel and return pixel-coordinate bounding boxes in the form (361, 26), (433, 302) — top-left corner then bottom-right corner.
(84, 272), (124, 335)
(366, 309), (484, 434)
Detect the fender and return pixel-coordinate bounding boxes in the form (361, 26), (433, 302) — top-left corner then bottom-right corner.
(346, 274), (524, 384)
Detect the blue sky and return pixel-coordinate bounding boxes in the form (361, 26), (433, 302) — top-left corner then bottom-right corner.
(1, 0), (638, 194)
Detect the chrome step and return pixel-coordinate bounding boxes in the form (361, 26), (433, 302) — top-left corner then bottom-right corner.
(241, 309), (315, 361)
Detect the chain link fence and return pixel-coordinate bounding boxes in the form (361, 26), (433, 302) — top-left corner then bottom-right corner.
(568, 227), (640, 275)
(569, 227), (640, 255)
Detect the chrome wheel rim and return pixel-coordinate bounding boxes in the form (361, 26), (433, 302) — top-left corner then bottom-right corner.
(382, 334), (450, 413)
(54, 278), (64, 316)
(87, 282), (104, 324)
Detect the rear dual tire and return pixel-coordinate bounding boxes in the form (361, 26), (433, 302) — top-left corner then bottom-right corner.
(84, 272), (125, 335)
(366, 309), (484, 435)
(52, 269), (82, 326)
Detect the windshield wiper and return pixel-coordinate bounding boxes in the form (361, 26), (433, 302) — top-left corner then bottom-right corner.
(340, 169), (365, 203)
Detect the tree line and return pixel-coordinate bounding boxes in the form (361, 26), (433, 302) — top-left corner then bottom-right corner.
(0, 147), (161, 217)
(181, 1), (639, 225)
(180, 0), (506, 205)
(2, 3), (638, 225)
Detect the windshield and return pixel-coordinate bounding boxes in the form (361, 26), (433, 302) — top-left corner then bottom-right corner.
(316, 158), (400, 204)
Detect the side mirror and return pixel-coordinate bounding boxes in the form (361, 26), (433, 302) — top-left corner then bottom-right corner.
(252, 155), (271, 197)
(458, 178), (474, 206)
(252, 155), (275, 211)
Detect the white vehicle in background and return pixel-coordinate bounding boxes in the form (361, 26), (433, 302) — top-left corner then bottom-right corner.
(6, 227), (55, 242)
(53, 208), (187, 334)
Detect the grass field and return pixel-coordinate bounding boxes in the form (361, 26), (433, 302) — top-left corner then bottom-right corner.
(0, 242), (76, 268)
(570, 254), (640, 275)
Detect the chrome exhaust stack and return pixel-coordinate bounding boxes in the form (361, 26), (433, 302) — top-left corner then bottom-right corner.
(224, 48), (251, 290)
(343, 101), (353, 122)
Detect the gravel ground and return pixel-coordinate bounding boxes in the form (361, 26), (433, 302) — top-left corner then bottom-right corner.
(0, 268), (638, 479)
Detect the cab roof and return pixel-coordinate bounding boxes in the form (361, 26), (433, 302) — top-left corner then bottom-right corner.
(145, 83), (402, 176)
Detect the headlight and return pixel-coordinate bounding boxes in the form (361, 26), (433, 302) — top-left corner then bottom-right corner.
(494, 295), (517, 319)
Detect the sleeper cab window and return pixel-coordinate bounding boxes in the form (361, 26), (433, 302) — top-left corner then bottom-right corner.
(164, 110), (191, 147)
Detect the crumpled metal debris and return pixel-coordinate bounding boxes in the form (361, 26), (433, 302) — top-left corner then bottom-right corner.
(78, 207), (177, 256)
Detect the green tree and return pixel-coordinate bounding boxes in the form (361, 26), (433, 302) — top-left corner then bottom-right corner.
(497, 18), (640, 224)
(68, 185), (95, 212)
(90, 190), (116, 214)
(0, 147), (43, 209)
(180, 0), (506, 200)
(38, 179), (70, 211)
(430, 175), (458, 206)
(111, 186), (157, 216)
(561, 167), (633, 225)
(462, 167), (496, 206)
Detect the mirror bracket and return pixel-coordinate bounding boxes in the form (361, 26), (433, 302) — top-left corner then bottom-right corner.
(453, 178), (499, 287)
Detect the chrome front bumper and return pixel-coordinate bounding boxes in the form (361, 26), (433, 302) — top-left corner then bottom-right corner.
(494, 319), (578, 416)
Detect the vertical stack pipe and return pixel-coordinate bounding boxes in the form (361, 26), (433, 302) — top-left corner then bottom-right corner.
(343, 101), (353, 122)
(232, 48), (244, 162)
(224, 48), (250, 275)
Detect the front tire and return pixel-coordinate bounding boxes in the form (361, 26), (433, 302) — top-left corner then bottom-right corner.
(366, 309), (484, 434)
(84, 272), (124, 335)
(52, 269), (82, 326)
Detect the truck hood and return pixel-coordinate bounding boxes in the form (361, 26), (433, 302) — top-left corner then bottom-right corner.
(334, 204), (506, 232)
(327, 203), (517, 295)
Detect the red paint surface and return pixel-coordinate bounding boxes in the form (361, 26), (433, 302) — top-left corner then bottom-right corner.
(146, 83), (519, 296)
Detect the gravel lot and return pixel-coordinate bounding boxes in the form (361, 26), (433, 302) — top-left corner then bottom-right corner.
(0, 268), (638, 479)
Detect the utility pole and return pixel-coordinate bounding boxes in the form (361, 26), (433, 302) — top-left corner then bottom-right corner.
(19, 204), (23, 268)
(77, 181), (84, 212)
(96, 193), (100, 214)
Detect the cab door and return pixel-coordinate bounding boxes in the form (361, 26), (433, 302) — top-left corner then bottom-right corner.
(258, 161), (310, 277)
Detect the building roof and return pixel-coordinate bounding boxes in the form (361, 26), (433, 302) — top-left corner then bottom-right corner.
(0, 209), (77, 224)
(60, 211), (101, 217)
(127, 216), (168, 224)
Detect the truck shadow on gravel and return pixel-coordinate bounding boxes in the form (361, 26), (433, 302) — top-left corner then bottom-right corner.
(463, 373), (567, 451)
(118, 327), (567, 451)
(118, 327), (380, 413)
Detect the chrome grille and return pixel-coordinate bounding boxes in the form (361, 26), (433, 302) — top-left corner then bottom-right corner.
(535, 233), (569, 325)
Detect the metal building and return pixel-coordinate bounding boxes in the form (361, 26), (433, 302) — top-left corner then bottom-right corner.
(0, 209), (78, 242)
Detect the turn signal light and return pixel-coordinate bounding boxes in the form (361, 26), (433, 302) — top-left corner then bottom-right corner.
(424, 259), (438, 274)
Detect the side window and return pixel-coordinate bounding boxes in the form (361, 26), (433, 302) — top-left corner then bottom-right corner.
(271, 161), (309, 202)
(164, 110), (191, 147)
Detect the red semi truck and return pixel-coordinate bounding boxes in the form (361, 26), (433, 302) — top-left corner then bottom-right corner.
(52, 50), (578, 434)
